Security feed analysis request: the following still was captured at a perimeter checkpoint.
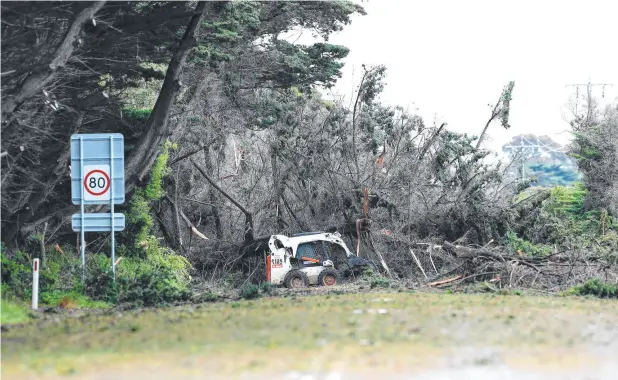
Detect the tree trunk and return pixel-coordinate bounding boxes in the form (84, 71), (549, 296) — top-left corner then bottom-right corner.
(271, 145), (285, 231)
(1, 1), (106, 124)
(203, 145), (223, 241)
(124, 1), (207, 191)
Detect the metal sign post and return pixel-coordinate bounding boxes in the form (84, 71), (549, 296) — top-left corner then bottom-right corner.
(109, 135), (116, 277)
(70, 133), (125, 283)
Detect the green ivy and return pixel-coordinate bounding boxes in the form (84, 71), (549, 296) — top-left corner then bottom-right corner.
(145, 140), (174, 200)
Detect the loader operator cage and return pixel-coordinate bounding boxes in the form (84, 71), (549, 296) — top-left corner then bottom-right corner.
(295, 240), (349, 270)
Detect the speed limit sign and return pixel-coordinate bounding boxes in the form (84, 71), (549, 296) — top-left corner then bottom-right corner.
(83, 165), (111, 201)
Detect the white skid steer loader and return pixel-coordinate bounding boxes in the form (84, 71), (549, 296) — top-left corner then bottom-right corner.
(266, 231), (377, 288)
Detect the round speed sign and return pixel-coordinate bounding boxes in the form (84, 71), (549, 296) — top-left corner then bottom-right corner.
(83, 165), (111, 200)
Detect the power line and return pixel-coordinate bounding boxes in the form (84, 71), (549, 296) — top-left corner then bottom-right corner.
(566, 79), (614, 115)
(503, 136), (565, 182)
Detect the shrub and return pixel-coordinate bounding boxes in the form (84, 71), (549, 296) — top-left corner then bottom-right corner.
(569, 278), (617, 299)
(366, 271), (391, 289)
(1, 251), (32, 298)
(239, 284), (260, 299)
(115, 246), (192, 306)
(239, 283), (274, 300)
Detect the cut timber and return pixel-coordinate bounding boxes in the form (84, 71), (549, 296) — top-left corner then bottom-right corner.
(428, 275), (463, 287)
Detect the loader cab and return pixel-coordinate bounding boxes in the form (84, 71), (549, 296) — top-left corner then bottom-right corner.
(296, 241), (324, 267)
(295, 239), (349, 267)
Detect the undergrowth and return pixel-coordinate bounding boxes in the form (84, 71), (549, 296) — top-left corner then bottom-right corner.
(568, 278), (617, 299)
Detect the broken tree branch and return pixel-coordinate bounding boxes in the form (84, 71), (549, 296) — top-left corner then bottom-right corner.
(409, 248), (427, 279)
(428, 275), (463, 287)
(190, 158), (253, 242)
(428, 244), (438, 274)
(165, 195), (208, 241)
(443, 241), (505, 261)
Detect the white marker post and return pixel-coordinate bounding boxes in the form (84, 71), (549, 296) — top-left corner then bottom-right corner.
(32, 258), (40, 310)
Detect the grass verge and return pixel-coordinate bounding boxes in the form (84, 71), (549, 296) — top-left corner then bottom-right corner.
(1, 298), (33, 325)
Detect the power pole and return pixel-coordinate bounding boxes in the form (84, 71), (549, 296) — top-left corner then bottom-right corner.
(503, 135), (565, 182)
(566, 79), (613, 115)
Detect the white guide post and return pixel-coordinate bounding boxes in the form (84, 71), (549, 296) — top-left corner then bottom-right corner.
(32, 258), (40, 310)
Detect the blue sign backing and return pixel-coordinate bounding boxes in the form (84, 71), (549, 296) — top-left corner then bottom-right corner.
(70, 133), (124, 205)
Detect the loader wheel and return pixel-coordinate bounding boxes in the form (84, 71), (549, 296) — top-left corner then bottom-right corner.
(318, 268), (340, 287)
(284, 270), (309, 289)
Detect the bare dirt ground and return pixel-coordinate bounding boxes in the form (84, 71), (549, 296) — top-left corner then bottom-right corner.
(2, 291), (617, 379)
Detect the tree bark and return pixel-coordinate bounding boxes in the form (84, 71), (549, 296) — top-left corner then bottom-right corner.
(124, 1), (207, 191)
(271, 146), (285, 231)
(202, 145), (224, 240)
(1, 1), (106, 124)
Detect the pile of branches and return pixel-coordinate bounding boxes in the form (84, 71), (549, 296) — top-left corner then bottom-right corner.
(373, 234), (618, 292)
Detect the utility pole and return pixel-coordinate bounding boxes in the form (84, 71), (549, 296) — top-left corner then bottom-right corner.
(566, 79), (613, 115)
(503, 135), (565, 182)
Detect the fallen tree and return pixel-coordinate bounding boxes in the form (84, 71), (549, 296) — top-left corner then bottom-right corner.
(397, 240), (618, 292)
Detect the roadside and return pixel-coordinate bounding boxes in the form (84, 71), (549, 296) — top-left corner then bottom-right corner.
(2, 291), (617, 379)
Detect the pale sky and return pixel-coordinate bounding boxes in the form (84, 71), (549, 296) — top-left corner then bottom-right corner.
(323, 0), (618, 152)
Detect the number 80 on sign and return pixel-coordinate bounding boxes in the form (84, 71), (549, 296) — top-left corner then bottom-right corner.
(83, 165), (111, 201)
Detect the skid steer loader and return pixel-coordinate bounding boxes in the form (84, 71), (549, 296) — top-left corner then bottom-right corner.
(266, 231), (376, 288)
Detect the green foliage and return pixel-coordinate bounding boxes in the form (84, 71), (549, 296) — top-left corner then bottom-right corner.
(118, 141), (192, 305)
(40, 290), (111, 309)
(145, 140), (174, 200)
(545, 183), (586, 215)
(1, 251), (32, 297)
(498, 81), (515, 129)
(569, 278), (617, 299)
(2, 247), (115, 307)
(127, 192), (153, 249)
(127, 140), (175, 250)
(511, 183), (616, 249)
(121, 62), (166, 110)
(115, 249), (191, 306)
(258, 41), (350, 90)
(123, 108), (152, 123)
(362, 270), (391, 289)
(504, 232), (552, 257)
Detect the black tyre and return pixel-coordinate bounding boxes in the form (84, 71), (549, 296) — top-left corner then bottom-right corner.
(318, 268), (340, 287)
(284, 270), (310, 289)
